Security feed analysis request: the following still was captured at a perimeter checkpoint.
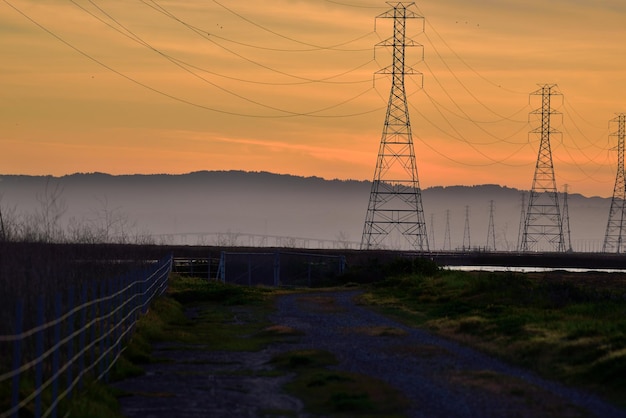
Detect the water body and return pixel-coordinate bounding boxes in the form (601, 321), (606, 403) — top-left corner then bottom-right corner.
(445, 265), (626, 274)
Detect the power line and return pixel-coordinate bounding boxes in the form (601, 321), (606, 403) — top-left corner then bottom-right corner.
(372, 69), (535, 167)
(420, 30), (526, 123)
(417, 11), (527, 96)
(210, 0), (374, 51)
(77, 0), (376, 87)
(324, 0), (386, 9)
(6, 0), (383, 119)
(120, 0), (379, 85)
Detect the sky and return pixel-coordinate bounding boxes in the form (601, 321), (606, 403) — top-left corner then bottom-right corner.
(2, 0), (626, 197)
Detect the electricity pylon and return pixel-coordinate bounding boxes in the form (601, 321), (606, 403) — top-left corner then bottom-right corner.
(429, 213), (435, 250)
(486, 200), (496, 251)
(443, 209), (451, 251)
(561, 184), (573, 252)
(520, 84), (565, 252)
(603, 113), (626, 253)
(361, 2), (428, 251)
(516, 192), (526, 251)
(463, 206), (471, 250)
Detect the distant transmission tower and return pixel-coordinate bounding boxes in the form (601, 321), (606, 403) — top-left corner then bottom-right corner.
(561, 184), (573, 252)
(429, 213), (436, 250)
(603, 113), (626, 253)
(463, 206), (471, 250)
(443, 209), (451, 251)
(520, 84), (565, 252)
(516, 192), (526, 251)
(361, 2), (429, 251)
(486, 200), (496, 251)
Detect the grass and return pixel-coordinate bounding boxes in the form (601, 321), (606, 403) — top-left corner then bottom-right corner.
(271, 349), (409, 417)
(55, 275), (289, 417)
(361, 269), (626, 408)
(106, 276), (409, 417)
(20, 263), (625, 416)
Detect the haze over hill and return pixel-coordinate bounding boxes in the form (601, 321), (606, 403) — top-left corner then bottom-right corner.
(0, 171), (611, 251)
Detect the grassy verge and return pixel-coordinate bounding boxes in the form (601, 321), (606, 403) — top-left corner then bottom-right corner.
(59, 275), (285, 417)
(271, 349), (408, 417)
(65, 275), (405, 417)
(360, 269), (626, 408)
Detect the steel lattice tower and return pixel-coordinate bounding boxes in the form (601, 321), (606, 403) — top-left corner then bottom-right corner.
(562, 184), (573, 252)
(602, 113), (626, 253)
(361, 2), (428, 251)
(520, 84), (565, 252)
(463, 206), (471, 250)
(429, 213), (436, 250)
(516, 192), (526, 251)
(486, 200), (496, 251)
(443, 209), (451, 251)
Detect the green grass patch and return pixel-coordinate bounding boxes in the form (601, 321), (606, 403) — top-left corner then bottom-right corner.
(66, 381), (126, 418)
(271, 349), (408, 417)
(57, 275), (285, 417)
(363, 269), (626, 408)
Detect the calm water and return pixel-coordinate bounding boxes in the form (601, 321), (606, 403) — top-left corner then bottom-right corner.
(445, 265), (626, 273)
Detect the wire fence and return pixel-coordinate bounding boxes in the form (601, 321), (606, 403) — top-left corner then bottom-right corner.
(0, 254), (173, 418)
(216, 251), (346, 287)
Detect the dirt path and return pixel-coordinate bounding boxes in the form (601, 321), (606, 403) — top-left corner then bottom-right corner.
(113, 290), (626, 418)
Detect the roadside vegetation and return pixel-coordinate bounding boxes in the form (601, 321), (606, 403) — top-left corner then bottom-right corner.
(359, 259), (626, 408)
(63, 274), (406, 417)
(9, 256), (625, 416)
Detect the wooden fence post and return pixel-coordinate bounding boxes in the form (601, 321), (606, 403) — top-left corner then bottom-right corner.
(10, 299), (23, 418)
(66, 286), (75, 401)
(34, 295), (45, 418)
(51, 292), (62, 418)
(78, 286), (87, 391)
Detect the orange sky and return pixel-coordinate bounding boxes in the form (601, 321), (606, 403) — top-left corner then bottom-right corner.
(2, 0), (626, 197)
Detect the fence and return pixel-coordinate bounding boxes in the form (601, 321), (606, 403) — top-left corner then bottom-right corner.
(0, 254), (173, 418)
(216, 251), (346, 287)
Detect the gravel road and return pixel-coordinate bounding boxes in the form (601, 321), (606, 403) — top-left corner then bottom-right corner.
(113, 290), (626, 418)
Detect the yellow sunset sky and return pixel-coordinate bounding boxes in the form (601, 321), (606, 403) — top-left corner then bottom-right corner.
(2, 0), (626, 197)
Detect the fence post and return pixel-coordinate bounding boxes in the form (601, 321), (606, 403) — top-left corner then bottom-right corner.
(78, 286), (87, 391)
(66, 286), (75, 401)
(90, 282), (98, 381)
(10, 299), (24, 418)
(34, 295), (45, 418)
(113, 276), (121, 367)
(51, 292), (62, 418)
(98, 280), (106, 379)
(218, 252), (226, 283)
(104, 278), (113, 382)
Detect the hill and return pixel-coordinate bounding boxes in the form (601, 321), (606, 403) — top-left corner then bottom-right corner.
(0, 171), (610, 251)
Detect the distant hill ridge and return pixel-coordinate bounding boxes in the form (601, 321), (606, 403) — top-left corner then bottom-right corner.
(0, 171), (611, 251)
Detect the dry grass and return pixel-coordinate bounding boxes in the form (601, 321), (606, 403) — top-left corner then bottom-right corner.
(343, 325), (408, 337)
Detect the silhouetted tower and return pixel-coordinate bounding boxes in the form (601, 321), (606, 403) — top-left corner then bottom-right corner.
(429, 213), (436, 250)
(463, 206), (471, 250)
(443, 209), (451, 251)
(486, 200), (496, 251)
(361, 2), (428, 251)
(520, 84), (565, 252)
(561, 184), (573, 252)
(516, 192), (526, 251)
(603, 113), (626, 253)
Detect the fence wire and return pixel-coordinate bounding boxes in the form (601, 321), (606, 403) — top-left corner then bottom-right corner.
(0, 255), (172, 418)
